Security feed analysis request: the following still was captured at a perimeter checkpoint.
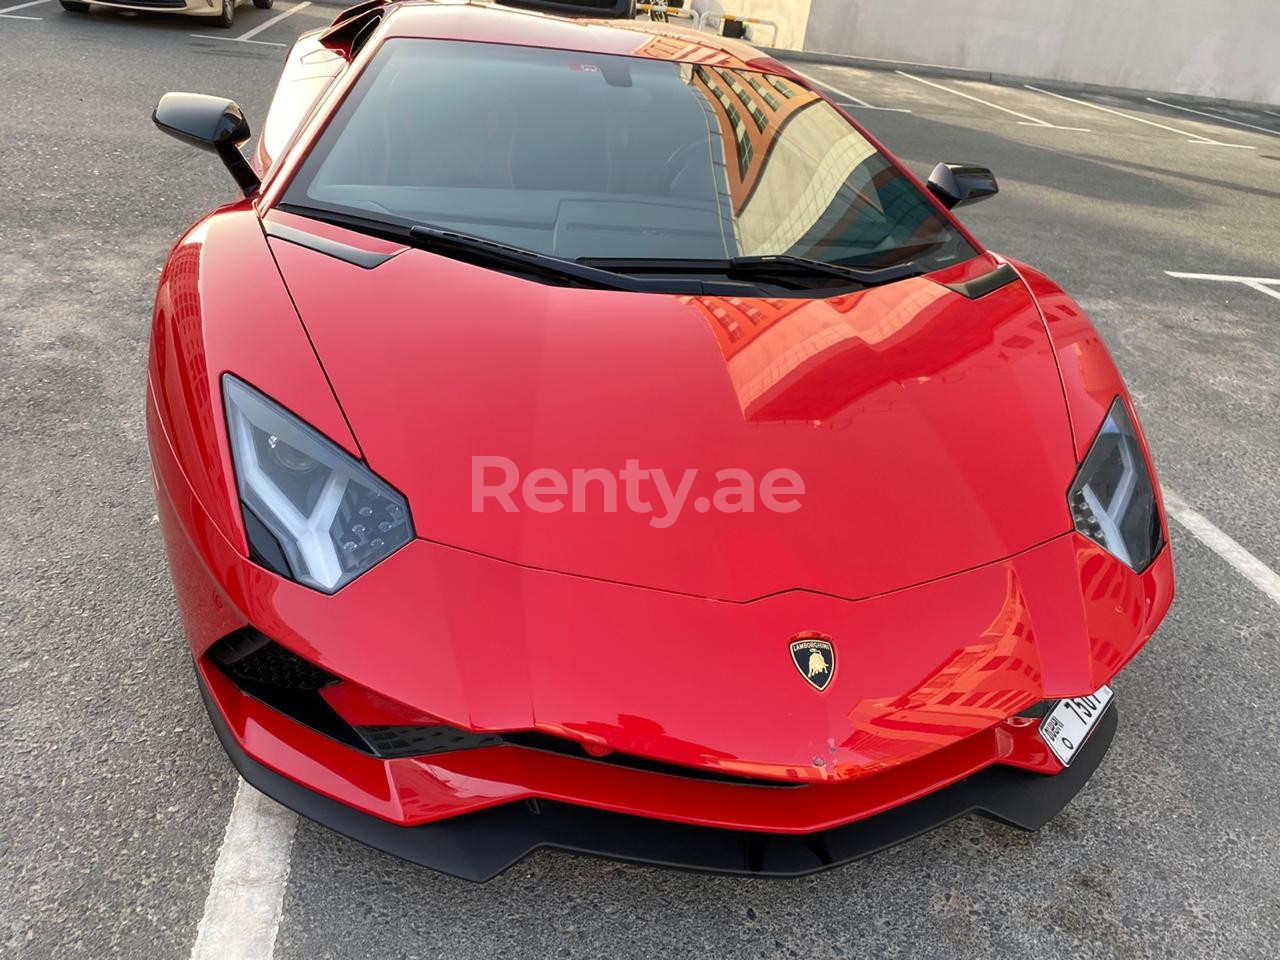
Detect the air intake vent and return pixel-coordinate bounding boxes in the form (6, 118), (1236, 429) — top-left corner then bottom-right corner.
(209, 630), (506, 760)
(209, 630), (803, 784)
(210, 630), (338, 690)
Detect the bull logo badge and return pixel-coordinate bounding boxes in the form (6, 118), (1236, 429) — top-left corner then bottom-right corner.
(789, 635), (835, 691)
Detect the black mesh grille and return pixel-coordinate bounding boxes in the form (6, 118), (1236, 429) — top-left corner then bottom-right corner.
(210, 631), (338, 690)
(357, 726), (505, 759)
(209, 631), (499, 759)
(208, 630), (364, 750)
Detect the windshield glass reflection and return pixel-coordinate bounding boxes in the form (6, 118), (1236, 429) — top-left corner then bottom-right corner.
(286, 39), (976, 272)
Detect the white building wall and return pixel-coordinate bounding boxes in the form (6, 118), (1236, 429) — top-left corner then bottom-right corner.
(801, 0), (1280, 105)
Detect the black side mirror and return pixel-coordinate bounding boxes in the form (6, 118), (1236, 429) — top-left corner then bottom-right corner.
(926, 163), (998, 209)
(153, 92), (260, 196)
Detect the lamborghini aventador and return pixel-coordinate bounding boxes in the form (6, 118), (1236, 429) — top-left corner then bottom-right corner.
(147, 0), (1174, 879)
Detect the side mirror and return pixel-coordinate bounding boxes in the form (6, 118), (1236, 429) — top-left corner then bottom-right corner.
(926, 162), (998, 209)
(153, 92), (260, 196)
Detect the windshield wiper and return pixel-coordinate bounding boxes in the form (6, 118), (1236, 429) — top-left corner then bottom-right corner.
(578, 254), (926, 289)
(731, 255), (925, 286)
(732, 256), (931, 285)
(278, 204), (684, 292)
(407, 225), (699, 293)
(277, 204), (918, 294)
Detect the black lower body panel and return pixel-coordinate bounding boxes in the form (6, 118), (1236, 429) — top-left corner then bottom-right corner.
(199, 678), (1117, 882)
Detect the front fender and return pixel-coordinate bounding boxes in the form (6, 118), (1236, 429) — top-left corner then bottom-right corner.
(147, 204), (360, 551)
(1009, 257), (1173, 554)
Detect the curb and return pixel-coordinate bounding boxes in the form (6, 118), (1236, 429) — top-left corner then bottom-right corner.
(759, 46), (1280, 115)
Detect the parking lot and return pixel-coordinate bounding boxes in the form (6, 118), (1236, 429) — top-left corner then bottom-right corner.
(2, 3), (1278, 958)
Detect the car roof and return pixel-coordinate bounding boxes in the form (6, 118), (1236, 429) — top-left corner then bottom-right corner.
(375, 1), (785, 72)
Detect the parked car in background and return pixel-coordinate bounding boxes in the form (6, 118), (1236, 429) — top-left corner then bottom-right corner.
(59, 0), (271, 29)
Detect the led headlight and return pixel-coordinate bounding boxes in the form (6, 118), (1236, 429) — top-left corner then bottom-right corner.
(223, 375), (413, 593)
(1068, 397), (1164, 572)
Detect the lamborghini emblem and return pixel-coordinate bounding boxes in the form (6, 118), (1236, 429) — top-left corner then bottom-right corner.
(789, 635), (835, 691)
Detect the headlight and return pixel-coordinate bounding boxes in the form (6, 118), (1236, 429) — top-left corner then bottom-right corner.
(223, 375), (414, 592)
(1068, 397), (1164, 572)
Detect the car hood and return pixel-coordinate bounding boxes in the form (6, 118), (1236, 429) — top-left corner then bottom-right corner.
(269, 231), (1076, 602)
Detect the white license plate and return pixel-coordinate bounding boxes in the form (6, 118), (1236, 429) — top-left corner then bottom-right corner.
(1039, 685), (1114, 766)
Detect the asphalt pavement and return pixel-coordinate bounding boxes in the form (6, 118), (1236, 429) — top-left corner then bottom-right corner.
(1, 4), (1278, 959)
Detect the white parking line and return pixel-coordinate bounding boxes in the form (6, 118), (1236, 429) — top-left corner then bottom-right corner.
(190, 0), (311, 47)
(0, 0), (50, 18)
(1163, 489), (1280, 608)
(1165, 271), (1280, 302)
(1145, 98), (1280, 138)
(1024, 85), (1254, 148)
(191, 33), (289, 48)
(237, 0), (310, 41)
(897, 71), (1089, 130)
(1265, 109), (1280, 119)
(190, 779), (297, 960)
(792, 69), (912, 113)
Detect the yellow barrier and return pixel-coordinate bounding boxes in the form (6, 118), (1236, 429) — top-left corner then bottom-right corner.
(700, 10), (780, 46)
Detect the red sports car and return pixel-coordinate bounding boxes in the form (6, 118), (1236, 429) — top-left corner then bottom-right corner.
(148, 0), (1174, 880)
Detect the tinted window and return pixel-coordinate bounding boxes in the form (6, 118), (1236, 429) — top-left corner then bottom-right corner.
(285, 39), (976, 270)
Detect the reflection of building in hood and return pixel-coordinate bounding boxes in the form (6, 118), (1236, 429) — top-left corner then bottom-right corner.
(683, 282), (950, 421)
(839, 568), (1041, 771)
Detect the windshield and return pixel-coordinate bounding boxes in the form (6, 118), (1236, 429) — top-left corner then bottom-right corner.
(283, 39), (977, 271)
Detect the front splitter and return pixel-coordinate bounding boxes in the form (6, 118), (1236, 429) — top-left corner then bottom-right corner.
(199, 677), (1117, 882)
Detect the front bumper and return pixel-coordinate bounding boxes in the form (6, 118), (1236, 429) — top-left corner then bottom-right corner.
(202, 674), (1119, 880)
(150, 375), (1171, 877)
(86, 0), (226, 15)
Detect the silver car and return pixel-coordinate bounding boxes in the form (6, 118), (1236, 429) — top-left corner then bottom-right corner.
(59, 0), (271, 29)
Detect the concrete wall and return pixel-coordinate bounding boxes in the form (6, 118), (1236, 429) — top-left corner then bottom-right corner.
(691, 0), (812, 50)
(801, 0), (1280, 105)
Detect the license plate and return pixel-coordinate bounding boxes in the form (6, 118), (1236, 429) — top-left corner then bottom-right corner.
(1039, 685), (1114, 766)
